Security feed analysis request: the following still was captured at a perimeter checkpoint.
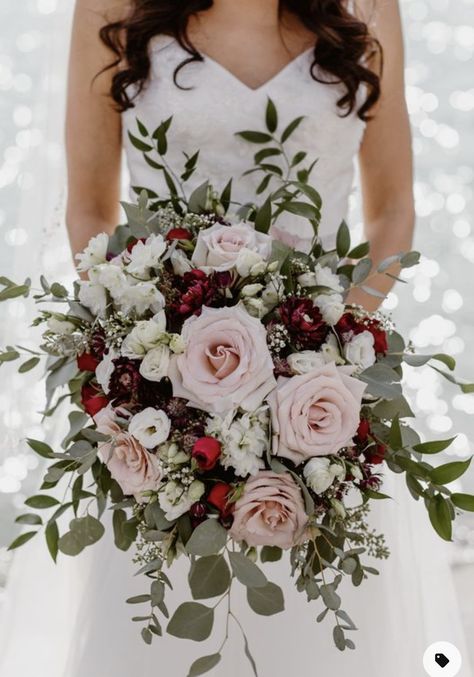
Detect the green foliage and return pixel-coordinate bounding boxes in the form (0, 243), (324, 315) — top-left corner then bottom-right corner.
(58, 516), (104, 556)
(187, 654), (222, 677)
(8, 531), (37, 550)
(246, 582), (284, 616)
(185, 519), (227, 557)
(167, 602), (214, 641)
(228, 551), (267, 588)
(188, 555), (231, 599)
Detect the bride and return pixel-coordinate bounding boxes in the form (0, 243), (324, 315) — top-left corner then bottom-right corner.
(0, 0), (471, 676)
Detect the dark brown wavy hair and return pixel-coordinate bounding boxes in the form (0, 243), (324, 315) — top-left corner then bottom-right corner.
(99, 0), (382, 121)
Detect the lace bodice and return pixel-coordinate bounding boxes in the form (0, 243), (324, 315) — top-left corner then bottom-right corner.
(122, 35), (366, 249)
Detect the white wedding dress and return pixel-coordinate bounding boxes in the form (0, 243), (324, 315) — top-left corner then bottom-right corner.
(0, 34), (472, 677)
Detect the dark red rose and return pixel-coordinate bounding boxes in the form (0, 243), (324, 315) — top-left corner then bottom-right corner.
(108, 357), (141, 405)
(190, 501), (207, 519)
(77, 352), (100, 372)
(366, 443), (387, 465)
(90, 330), (107, 360)
(166, 228), (193, 241)
(81, 383), (108, 417)
(356, 418), (371, 443)
(207, 482), (232, 516)
(192, 437), (222, 471)
(278, 296), (329, 350)
(365, 319), (388, 355)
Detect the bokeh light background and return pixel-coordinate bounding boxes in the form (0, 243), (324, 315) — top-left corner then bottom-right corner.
(0, 0), (473, 634)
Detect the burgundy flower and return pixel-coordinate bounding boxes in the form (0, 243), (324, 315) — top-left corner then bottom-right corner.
(365, 319), (388, 355)
(207, 482), (233, 517)
(335, 313), (361, 337)
(126, 237), (146, 253)
(77, 352), (99, 372)
(278, 296), (329, 350)
(108, 357), (141, 405)
(192, 437), (222, 471)
(81, 383), (108, 417)
(172, 269), (232, 319)
(356, 418), (371, 444)
(365, 443), (387, 465)
(166, 228), (192, 241)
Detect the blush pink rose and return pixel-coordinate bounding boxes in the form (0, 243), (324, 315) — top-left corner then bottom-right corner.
(268, 362), (367, 464)
(94, 405), (162, 501)
(191, 222), (272, 271)
(168, 305), (276, 413)
(230, 471), (308, 549)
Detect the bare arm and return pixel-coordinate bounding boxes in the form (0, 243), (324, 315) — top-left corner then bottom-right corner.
(66, 0), (128, 258)
(348, 0), (415, 310)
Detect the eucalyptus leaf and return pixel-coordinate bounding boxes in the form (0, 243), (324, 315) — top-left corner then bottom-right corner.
(186, 519), (227, 557)
(167, 602), (214, 642)
(352, 258), (372, 285)
(246, 582), (284, 616)
(229, 551), (267, 588)
(187, 653), (221, 677)
(260, 545), (283, 563)
(188, 555), (231, 600)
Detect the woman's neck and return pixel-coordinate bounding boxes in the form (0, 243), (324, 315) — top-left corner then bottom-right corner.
(205, 0), (282, 29)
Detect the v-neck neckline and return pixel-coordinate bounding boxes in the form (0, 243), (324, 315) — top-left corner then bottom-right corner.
(201, 46), (314, 93)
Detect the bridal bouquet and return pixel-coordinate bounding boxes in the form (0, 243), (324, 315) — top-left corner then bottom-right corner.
(3, 102), (474, 675)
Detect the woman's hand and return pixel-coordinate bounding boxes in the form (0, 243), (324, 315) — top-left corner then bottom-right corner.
(349, 0), (415, 311)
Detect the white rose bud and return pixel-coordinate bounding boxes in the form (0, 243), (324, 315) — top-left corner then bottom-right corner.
(121, 315), (167, 358)
(304, 457), (344, 494)
(330, 497), (346, 518)
(129, 408), (171, 449)
(235, 248), (265, 277)
(188, 479), (205, 502)
(139, 345), (171, 382)
(319, 334), (345, 365)
(170, 248), (192, 276)
(78, 281), (108, 317)
(169, 334), (185, 354)
(344, 330), (376, 370)
(313, 264), (344, 292)
(241, 283), (264, 297)
(95, 348), (118, 394)
(314, 293), (345, 326)
(76, 232), (109, 272)
(351, 465), (364, 481)
(287, 351), (326, 375)
(243, 297), (266, 318)
(268, 261), (279, 272)
(297, 272), (317, 288)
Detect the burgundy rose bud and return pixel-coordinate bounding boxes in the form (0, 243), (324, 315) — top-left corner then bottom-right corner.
(81, 383), (108, 417)
(192, 437), (222, 471)
(366, 443), (387, 465)
(189, 501), (207, 520)
(126, 237), (146, 253)
(278, 296), (329, 350)
(166, 227), (193, 241)
(335, 312), (361, 339)
(356, 418), (371, 443)
(207, 482), (232, 516)
(77, 352), (100, 372)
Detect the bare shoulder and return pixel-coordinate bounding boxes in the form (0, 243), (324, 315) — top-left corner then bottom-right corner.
(73, 0), (132, 22)
(352, 0), (403, 37)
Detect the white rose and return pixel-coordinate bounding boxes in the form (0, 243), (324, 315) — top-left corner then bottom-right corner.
(287, 350), (326, 375)
(235, 248), (266, 277)
(319, 334), (344, 365)
(344, 330), (376, 370)
(121, 313), (167, 358)
(47, 317), (75, 335)
(188, 479), (206, 502)
(76, 233), (109, 272)
(170, 248), (192, 275)
(313, 264), (344, 292)
(261, 278), (284, 308)
(139, 345), (171, 382)
(95, 348), (118, 394)
(114, 281), (165, 316)
(78, 281), (107, 317)
(129, 408), (171, 449)
(314, 293), (345, 326)
(303, 457), (344, 494)
(243, 297), (266, 318)
(126, 234), (167, 277)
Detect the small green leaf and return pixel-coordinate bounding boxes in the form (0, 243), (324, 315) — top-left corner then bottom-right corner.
(229, 551), (267, 588)
(236, 131), (273, 144)
(18, 356), (40, 373)
(246, 582), (284, 616)
(260, 546), (283, 563)
(50, 282), (68, 298)
(400, 250), (421, 268)
(25, 495), (60, 509)
(451, 493), (474, 512)
(187, 653), (221, 677)
(281, 115), (304, 143)
(141, 627), (153, 645)
(428, 494), (452, 541)
(412, 438), (456, 455)
(352, 258), (372, 284)
(333, 625), (346, 651)
(389, 415), (402, 450)
(430, 458), (472, 485)
(320, 585), (341, 610)
(167, 602), (214, 641)
(186, 519), (227, 557)
(15, 513), (42, 526)
(265, 98), (278, 133)
(27, 438), (55, 459)
(348, 241), (370, 259)
(45, 520), (59, 562)
(336, 221), (351, 258)
(188, 555), (231, 600)
(126, 594), (152, 604)
(8, 531), (37, 550)
(128, 131), (153, 152)
(254, 196), (272, 234)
